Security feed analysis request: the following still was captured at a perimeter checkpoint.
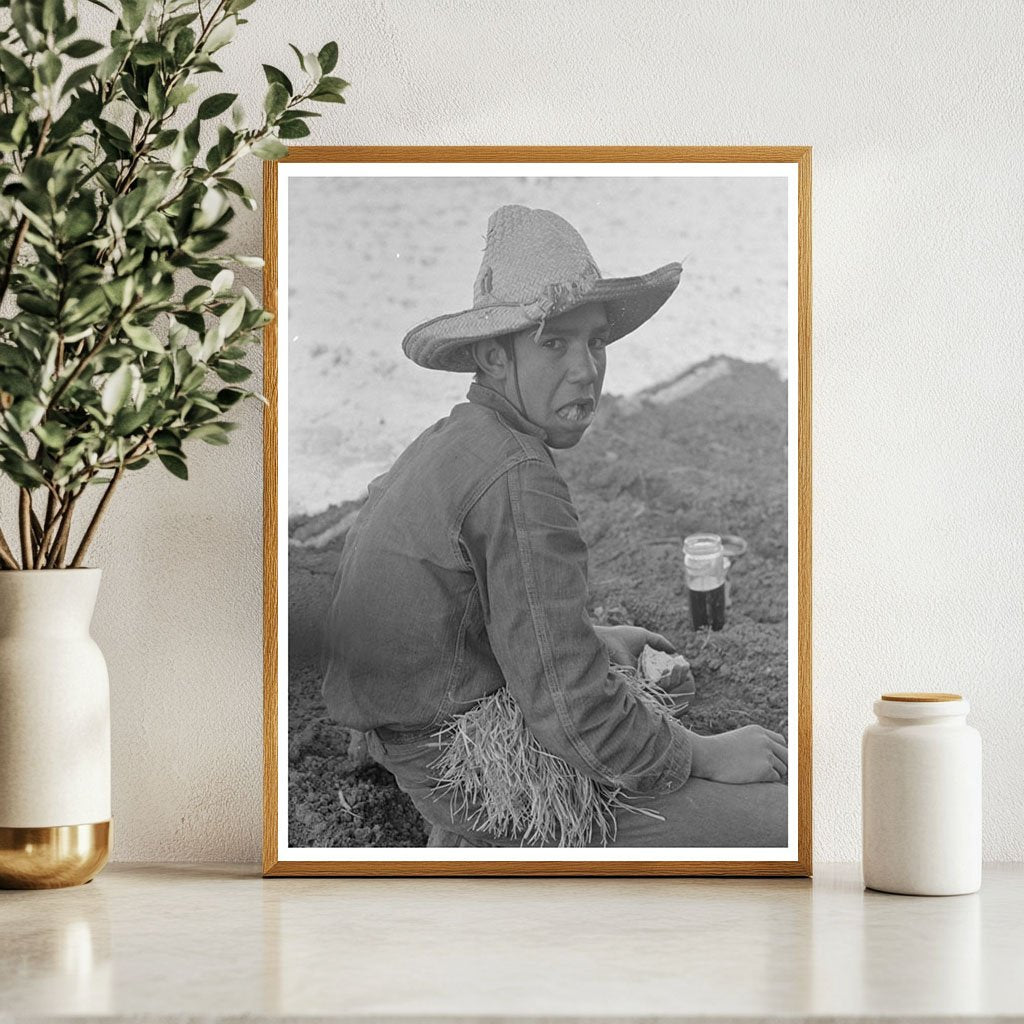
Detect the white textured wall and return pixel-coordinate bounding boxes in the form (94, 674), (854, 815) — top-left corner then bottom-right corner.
(79, 1), (1024, 862)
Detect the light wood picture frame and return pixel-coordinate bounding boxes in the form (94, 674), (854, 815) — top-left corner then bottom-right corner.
(263, 146), (812, 877)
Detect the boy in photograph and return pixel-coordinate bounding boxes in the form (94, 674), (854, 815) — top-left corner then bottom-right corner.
(322, 204), (787, 847)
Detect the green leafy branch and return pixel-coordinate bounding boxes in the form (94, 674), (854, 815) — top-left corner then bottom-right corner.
(0, 0), (347, 568)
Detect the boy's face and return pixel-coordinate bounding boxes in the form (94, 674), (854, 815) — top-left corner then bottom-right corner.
(508, 302), (609, 449)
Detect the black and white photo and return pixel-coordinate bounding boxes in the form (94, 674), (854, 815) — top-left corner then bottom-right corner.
(264, 149), (811, 876)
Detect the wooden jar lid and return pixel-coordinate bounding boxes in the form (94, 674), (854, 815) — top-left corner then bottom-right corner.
(881, 692), (962, 702)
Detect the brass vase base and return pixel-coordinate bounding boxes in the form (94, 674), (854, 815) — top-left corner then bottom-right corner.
(0, 821), (110, 889)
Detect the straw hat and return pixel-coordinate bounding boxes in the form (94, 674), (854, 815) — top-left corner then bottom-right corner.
(402, 205), (683, 372)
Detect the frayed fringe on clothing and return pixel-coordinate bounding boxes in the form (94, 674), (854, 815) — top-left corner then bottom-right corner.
(429, 661), (690, 848)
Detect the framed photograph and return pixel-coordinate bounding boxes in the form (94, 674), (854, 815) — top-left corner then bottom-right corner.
(263, 147), (811, 877)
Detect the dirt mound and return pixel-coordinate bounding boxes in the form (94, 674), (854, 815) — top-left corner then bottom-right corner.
(287, 357), (789, 847)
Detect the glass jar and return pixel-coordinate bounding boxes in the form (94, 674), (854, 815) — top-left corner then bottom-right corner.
(862, 692), (981, 895)
(682, 534), (726, 631)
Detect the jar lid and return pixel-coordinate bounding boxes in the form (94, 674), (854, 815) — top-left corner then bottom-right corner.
(874, 695), (969, 719)
(881, 692), (962, 702)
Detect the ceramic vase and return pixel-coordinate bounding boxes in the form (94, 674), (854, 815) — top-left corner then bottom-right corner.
(0, 569), (111, 888)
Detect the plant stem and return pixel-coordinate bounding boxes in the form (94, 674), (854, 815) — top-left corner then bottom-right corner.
(0, 113), (52, 309)
(42, 486), (56, 535)
(114, 113), (155, 195)
(69, 422), (156, 564)
(45, 492), (79, 569)
(29, 506), (43, 546)
(70, 465), (124, 568)
(18, 489), (34, 569)
(197, 0), (228, 40)
(99, 50), (133, 107)
(36, 487), (66, 566)
(0, 216), (31, 311)
(0, 527), (19, 570)
(46, 299), (139, 413)
(112, 0), (229, 202)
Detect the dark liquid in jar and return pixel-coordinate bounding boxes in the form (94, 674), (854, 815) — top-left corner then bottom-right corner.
(688, 582), (726, 631)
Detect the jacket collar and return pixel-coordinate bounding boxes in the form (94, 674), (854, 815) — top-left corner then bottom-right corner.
(467, 382), (548, 443)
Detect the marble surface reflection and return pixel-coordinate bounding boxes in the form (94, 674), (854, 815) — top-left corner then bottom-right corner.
(2, 863), (1022, 1019)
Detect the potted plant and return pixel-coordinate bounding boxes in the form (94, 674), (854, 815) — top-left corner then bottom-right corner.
(0, 0), (344, 887)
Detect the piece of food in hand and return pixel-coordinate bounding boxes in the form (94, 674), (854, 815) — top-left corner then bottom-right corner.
(639, 644), (687, 682)
(639, 644), (696, 708)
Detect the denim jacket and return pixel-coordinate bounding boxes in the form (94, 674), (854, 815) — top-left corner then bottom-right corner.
(321, 383), (691, 796)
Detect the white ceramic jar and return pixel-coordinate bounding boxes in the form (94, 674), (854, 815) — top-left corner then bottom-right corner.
(862, 693), (981, 896)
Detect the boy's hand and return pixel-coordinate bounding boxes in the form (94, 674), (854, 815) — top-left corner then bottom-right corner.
(593, 624), (676, 668)
(689, 725), (788, 784)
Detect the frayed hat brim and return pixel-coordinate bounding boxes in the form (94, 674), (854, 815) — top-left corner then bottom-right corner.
(403, 262), (683, 373)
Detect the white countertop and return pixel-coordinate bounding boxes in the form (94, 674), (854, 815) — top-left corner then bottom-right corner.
(2, 862), (1022, 1021)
